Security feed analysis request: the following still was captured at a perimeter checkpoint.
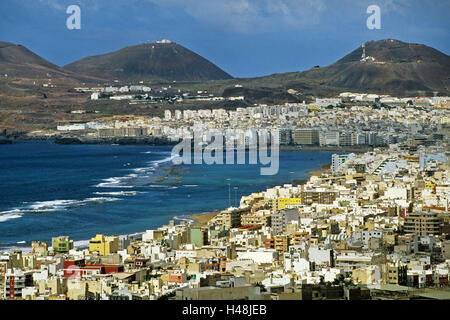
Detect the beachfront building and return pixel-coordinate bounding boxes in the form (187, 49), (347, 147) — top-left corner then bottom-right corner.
(293, 129), (320, 145)
(89, 234), (119, 256)
(51, 236), (74, 253)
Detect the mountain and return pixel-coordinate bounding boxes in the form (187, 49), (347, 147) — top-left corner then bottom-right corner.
(0, 41), (71, 79)
(305, 39), (449, 94)
(0, 41), (99, 82)
(250, 39), (450, 96)
(64, 41), (233, 82)
(1, 38), (448, 101)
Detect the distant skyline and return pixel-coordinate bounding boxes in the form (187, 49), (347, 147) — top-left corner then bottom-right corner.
(0, 0), (449, 78)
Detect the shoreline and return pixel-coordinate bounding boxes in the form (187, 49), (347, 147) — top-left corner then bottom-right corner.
(279, 146), (370, 153)
(0, 141), (334, 249)
(307, 162), (331, 177)
(3, 136), (371, 153)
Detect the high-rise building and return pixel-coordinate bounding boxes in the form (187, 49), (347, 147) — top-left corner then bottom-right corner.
(278, 129), (292, 145)
(339, 131), (356, 146)
(293, 129), (319, 145)
(3, 270), (33, 299)
(272, 208), (299, 235)
(403, 212), (442, 236)
(324, 130), (340, 146)
(332, 153), (355, 174)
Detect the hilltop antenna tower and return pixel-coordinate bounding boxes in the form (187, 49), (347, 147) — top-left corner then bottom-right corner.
(361, 43), (366, 60)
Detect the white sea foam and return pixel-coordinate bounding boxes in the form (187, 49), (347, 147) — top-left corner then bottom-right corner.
(183, 184), (199, 187)
(28, 199), (82, 211)
(0, 210), (23, 222)
(0, 197), (121, 223)
(94, 152), (175, 190)
(150, 154), (177, 167)
(95, 182), (134, 188)
(72, 239), (90, 248)
(0, 246), (32, 254)
(93, 176), (135, 188)
(133, 167), (154, 173)
(1, 151), (176, 225)
(146, 185), (170, 188)
(93, 191), (142, 196)
(126, 231), (145, 237)
(26, 198), (120, 211)
(83, 197), (121, 203)
(173, 215), (195, 224)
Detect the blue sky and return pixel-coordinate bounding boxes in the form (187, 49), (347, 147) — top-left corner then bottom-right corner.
(0, 0), (448, 78)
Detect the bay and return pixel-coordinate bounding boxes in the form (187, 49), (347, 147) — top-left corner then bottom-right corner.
(0, 140), (333, 248)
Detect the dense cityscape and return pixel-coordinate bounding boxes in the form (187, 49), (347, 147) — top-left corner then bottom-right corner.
(1, 1), (449, 311)
(2, 95), (449, 300)
(49, 90), (449, 149)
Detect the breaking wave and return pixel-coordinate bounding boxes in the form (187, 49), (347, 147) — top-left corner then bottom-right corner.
(0, 197), (121, 223)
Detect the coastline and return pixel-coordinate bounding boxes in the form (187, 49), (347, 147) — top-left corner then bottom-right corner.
(3, 135), (372, 154)
(279, 145), (370, 153)
(308, 162), (331, 177)
(0, 140), (333, 249)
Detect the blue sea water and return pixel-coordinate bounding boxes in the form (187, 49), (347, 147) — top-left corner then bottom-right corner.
(0, 141), (333, 248)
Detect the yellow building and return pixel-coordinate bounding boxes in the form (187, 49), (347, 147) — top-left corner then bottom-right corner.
(66, 279), (88, 300)
(89, 234), (119, 256)
(275, 198), (302, 210)
(38, 278), (67, 296)
(291, 232), (310, 245)
(274, 236), (290, 253)
(308, 104), (320, 112)
(424, 180), (436, 190)
(351, 267), (379, 285)
(31, 241), (48, 256)
(382, 263), (407, 285)
(285, 223), (299, 235)
(364, 219), (375, 231)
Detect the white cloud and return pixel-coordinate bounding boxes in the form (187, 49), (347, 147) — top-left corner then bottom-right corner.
(38, 0), (65, 11)
(37, 0), (104, 11)
(146, 0), (327, 33)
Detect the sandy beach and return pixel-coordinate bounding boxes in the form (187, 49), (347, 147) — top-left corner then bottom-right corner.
(188, 212), (221, 226)
(308, 162), (331, 176)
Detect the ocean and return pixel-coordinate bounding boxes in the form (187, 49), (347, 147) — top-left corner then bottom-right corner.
(0, 140), (333, 249)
